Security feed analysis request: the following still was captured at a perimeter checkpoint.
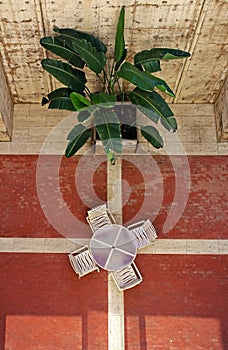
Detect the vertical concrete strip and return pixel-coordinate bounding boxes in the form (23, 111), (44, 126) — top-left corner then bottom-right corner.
(0, 61), (13, 140)
(108, 273), (125, 350)
(107, 157), (123, 224)
(215, 75), (228, 141)
(107, 158), (125, 350)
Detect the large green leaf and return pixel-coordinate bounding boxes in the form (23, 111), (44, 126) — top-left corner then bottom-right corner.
(114, 48), (127, 72)
(77, 105), (98, 123)
(135, 60), (161, 73)
(70, 38), (106, 74)
(94, 109), (122, 161)
(41, 58), (86, 91)
(70, 92), (91, 110)
(65, 124), (92, 157)
(134, 48), (191, 67)
(114, 6), (125, 63)
(128, 88), (177, 131)
(90, 92), (117, 107)
(40, 37), (84, 68)
(42, 87), (76, 110)
(150, 75), (175, 97)
(160, 115), (177, 132)
(48, 98), (75, 111)
(77, 110), (91, 123)
(53, 27), (107, 53)
(47, 87), (75, 99)
(117, 62), (174, 95)
(141, 125), (163, 148)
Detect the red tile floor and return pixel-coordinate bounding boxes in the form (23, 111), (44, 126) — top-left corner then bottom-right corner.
(125, 255), (228, 350)
(0, 155), (227, 239)
(0, 154), (227, 349)
(0, 254), (227, 349)
(0, 254), (108, 350)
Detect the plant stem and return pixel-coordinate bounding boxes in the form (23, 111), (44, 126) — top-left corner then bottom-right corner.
(110, 59), (115, 80)
(102, 69), (111, 94)
(85, 86), (91, 97)
(116, 78), (122, 94)
(96, 73), (104, 85)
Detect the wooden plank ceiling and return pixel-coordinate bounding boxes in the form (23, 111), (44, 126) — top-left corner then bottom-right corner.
(0, 0), (227, 104)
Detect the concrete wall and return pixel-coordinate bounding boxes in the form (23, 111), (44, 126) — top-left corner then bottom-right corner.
(0, 103), (227, 155)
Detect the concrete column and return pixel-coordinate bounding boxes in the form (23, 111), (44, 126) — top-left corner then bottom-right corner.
(215, 76), (228, 141)
(0, 60), (13, 141)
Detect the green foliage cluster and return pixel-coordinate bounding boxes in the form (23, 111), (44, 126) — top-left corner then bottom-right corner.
(40, 6), (190, 164)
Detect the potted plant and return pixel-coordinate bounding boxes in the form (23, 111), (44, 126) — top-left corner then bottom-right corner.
(40, 6), (190, 164)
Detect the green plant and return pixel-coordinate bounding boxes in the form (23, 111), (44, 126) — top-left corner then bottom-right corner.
(40, 6), (190, 164)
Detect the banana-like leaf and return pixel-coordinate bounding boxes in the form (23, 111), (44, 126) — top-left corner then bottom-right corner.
(54, 27), (107, 53)
(128, 88), (177, 131)
(70, 92), (91, 110)
(115, 48), (127, 72)
(117, 62), (174, 95)
(42, 97), (49, 106)
(160, 115), (177, 132)
(70, 38), (106, 74)
(128, 89), (159, 123)
(94, 109), (122, 159)
(90, 92), (116, 107)
(150, 75), (175, 97)
(141, 125), (163, 148)
(41, 58), (86, 91)
(77, 105), (99, 123)
(42, 87), (76, 110)
(40, 37), (84, 68)
(135, 60), (161, 73)
(47, 87), (75, 99)
(134, 48), (191, 67)
(77, 110), (91, 123)
(114, 6), (125, 63)
(65, 124), (92, 157)
(48, 98), (76, 110)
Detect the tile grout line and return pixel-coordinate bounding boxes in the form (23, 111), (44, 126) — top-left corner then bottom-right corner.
(0, 238), (227, 254)
(107, 157), (125, 350)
